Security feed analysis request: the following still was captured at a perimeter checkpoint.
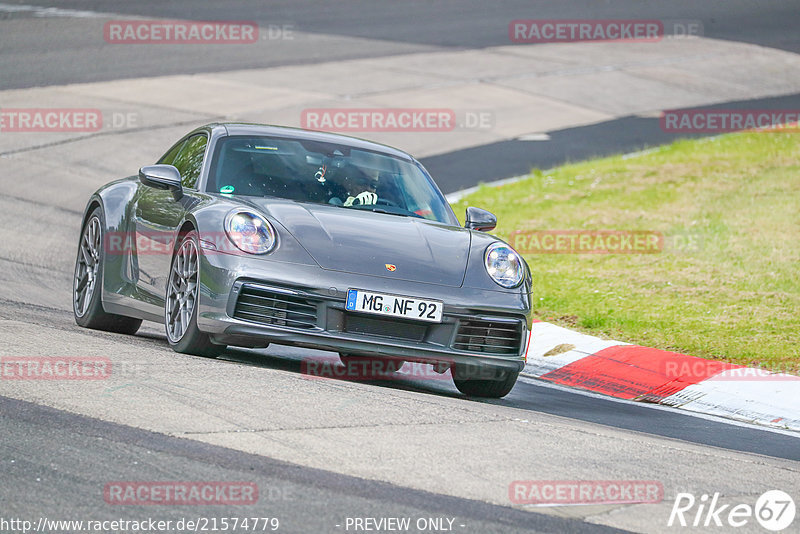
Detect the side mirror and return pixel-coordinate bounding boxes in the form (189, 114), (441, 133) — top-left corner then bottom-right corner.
(465, 207), (497, 232)
(139, 165), (183, 200)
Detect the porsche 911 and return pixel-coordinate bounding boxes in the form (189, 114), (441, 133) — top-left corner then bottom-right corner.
(73, 123), (532, 397)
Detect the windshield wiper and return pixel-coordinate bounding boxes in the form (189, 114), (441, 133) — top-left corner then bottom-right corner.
(370, 207), (404, 217)
(368, 207), (423, 219)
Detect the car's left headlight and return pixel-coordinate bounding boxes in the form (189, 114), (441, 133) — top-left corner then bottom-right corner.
(224, 210), (277, 254)
(485, 242), (524, 288)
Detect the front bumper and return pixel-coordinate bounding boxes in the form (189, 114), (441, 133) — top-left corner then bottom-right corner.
(196, 252), (531, 373)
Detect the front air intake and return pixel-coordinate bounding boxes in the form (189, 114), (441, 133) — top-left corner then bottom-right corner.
(453, 319), (522, 355)
(233, 285), (318, 329)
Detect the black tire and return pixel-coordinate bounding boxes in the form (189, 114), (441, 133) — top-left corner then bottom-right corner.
(452, 365), (519, 398)
(73, 207), (142, 335)
(339, 354), (405, 375)
(165, 231), (226, 358)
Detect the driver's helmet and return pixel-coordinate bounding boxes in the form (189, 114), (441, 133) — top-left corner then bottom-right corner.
(339, 166), (377, 194)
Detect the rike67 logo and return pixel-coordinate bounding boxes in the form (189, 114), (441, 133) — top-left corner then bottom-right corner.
(668, 490), (795, 531)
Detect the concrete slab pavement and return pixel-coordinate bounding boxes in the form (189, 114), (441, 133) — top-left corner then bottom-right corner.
(3, 36), (800, 163)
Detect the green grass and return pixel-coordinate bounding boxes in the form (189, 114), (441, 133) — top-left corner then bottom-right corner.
(450, 132), (800, 373)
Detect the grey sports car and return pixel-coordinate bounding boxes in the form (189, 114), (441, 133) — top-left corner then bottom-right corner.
(73, 123), (532, 398)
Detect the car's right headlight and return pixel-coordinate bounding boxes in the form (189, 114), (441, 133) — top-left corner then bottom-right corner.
(224, 210), (277, 254)
(485, 242), (524, 288)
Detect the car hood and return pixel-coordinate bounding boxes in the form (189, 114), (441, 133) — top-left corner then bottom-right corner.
(243, 199), (471, 287)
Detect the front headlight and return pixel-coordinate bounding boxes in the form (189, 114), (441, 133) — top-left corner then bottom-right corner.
(224, 210), (277, 254)
(485, 242), (524, 288)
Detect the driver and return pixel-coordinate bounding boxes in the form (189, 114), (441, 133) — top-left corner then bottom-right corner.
(326, 164), (379, 207)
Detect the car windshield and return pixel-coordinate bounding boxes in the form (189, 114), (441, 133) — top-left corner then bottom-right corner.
(207, 135), (458, 225)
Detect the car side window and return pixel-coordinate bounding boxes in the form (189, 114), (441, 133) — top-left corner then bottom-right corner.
(157, 140), (186, 166)
(172, 134), (208, 189)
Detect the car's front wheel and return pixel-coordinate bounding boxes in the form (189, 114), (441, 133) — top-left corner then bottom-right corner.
(165, 231), (226, 357)
(73, 207), (142, 335)
(452, 364), (519, 398)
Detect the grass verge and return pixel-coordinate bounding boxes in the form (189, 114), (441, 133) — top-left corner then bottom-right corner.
(450, 132), (799, 372)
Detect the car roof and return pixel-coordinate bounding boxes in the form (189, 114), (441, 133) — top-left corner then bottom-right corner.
(200, 123), (414, 161)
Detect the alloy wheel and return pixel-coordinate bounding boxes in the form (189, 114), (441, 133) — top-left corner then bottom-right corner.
(73, 216), (101, 317)
(166, 237), (199, 342)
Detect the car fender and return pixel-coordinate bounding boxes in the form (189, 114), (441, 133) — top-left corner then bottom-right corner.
(79, 177), (141, 307)
(462, 230), (533, 325)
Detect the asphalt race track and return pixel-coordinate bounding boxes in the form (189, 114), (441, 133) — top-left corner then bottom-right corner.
(1, 2), (799, 533)
(3, 0), (800, 89)
(3, 0), (800, 191)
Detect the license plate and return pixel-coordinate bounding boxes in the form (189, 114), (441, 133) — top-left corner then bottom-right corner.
(345, 289), (443, 323)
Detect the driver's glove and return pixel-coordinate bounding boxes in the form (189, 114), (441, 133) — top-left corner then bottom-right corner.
(344, 191), (378, 206)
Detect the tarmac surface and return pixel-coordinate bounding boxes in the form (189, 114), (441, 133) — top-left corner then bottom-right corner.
(1, 2), (799, 533)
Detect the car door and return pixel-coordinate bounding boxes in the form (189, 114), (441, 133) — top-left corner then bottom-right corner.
(133, 133), (208, 304)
